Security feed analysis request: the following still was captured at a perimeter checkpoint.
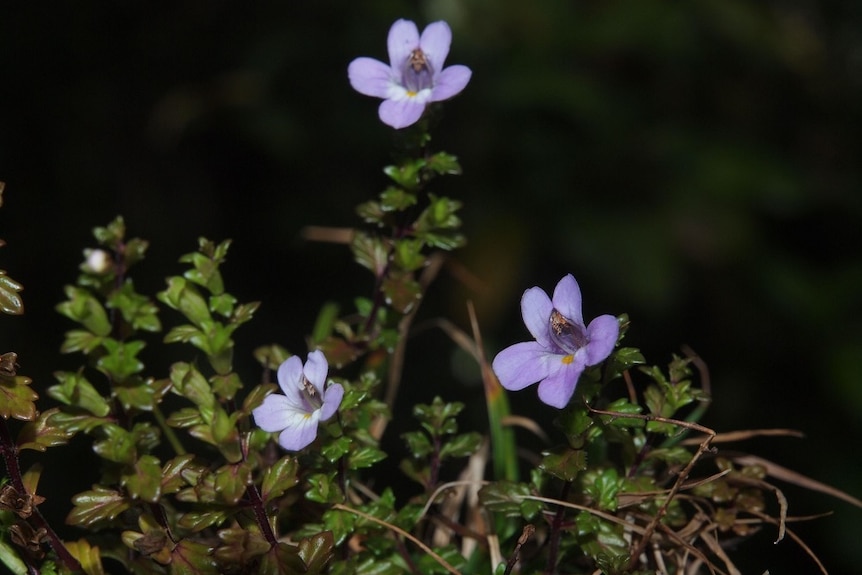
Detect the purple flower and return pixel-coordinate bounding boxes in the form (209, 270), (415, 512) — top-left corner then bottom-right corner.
(348, 19), (472, 129)
(492, 274), (619, 409)
(252, 350), (344, 451)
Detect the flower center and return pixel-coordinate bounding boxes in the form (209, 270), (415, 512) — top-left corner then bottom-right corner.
(300, 376), (323, 412)
(402, 48), (434, 94)
(549, 309), (587, 354)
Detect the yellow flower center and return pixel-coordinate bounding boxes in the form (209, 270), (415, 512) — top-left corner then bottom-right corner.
(561, 354), (574, 365)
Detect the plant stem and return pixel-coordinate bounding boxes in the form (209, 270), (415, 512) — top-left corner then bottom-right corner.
(0, 419), (82, 572)
(544, 481), (571, 575)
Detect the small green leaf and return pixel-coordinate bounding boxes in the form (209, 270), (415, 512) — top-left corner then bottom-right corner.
(56, 285), (112, 336)
(60, 329), (104, 354)
(259, 542), (305, 575)
(380, 187), (417, 211)
(209, 293), (237, 317)
(306, 472), (341, 504)
(93, 424), (137, 464)
(321, 436), (353, 463)
(299, 531), (334, 573)
(426, 152), (462, 176)
(381, 273), (421, 313)
(170, 538), (219, 574)
(48, 371), (110, 416)
(402, 431), (432, 458)
(16, 408), (76, 451)
(539, 446), (588, 482)
(96, 338), (146, 381)
(351, 232), (388, 278)
(158, 277), (212, 328)
(67, 487), (131, 528)
(261, 456), (299, 502)
(439, 432), (482, 459)
(383, 159), (425, 190)
(213, 462), (251, 505)
(122, 455), (163, 503)
(0, 374), (38, 421)
(347, 446), (387, 470)
(0, 271), (24, 315)
(478, 481), (542, 519)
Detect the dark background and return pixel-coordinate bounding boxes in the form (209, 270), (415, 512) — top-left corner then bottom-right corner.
(2, 1), (861, 573)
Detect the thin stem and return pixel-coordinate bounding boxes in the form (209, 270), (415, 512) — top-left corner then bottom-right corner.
(544, 481), (571, 575)
(246, 482), (278, 546)
(152, 403), (186, 456)
(0, 419), (82, 572)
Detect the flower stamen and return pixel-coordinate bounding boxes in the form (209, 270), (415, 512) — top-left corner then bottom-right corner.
(549, 309), (587, 353)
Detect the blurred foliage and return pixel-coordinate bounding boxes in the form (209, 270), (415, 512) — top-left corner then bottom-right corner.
(1, 0), (861, 572)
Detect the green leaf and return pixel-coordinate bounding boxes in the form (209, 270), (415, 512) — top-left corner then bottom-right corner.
(380, 187), (417, 211)
(261, 456), (299, 502)
(321, 509), (356, 546)
(56, 285), (112, 336)
(67, 486), (131, 528)
(209, 293), (236, 317)
(298, 531), (334, 573)
(600, 398), (644, 430)
(214, 527), (271, 568)
(169, 362), (215, 410)
(121, 455), (163, 503)
(212, 462), (251, 505)
(357, 200), (385, 225)
(347, 446), (387, 470)
(0, 271), (24, 315)
(16, 408), (76, 451)
(380, 273), (422, 313)
(48, 371), (110, 416)
(0, 374), (38, 421)
(439, 432), (482, 459)
(158, 276), (212, 327)
(402, 431), (432, 458)
(259, 542), (306, 575)
(383, 159), (425, 190)
(114, 376), (170, 412)
(106, 279), (161, 332)
(583, 468), (622, 511)
(321, 436), (353, 463)
(96, 338), (146, 381)
(161, 454), (196, 495)
(351, 232), (388, 277)
(539, 446), (588, 482)
(93, 424), (137, 464)
(177, 509), (234, 533)
(170, 538), (220, 575)
(478, 481), (543, 520)
(210, 372), (242, 402)
(306, 472), (342, 504)
(393, 239), (427, 272)
(92, 216), (126, 249)
(426, 152), (462, 176)
(60, 329), (104, 354)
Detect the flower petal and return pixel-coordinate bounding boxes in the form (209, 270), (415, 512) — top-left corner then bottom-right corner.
(552, 274), (584, 327)
(430, 65), (472, 102)
(277, 412), (320, 451)
(276, 356), (306, 410)
(319, 383), (344, 421)
(419, 21), (452, 73)
(537, 358), (586, 409)
(348, 57), (393, 98)
(304, 350), (329, 394)
(387, 19), (419, 72)
(584, 314), (619, 365)
(252, 394), (296, 432)
(492, 341), (554, 391)
(378, 97), (426, 129)
(520, 286), (554, 348)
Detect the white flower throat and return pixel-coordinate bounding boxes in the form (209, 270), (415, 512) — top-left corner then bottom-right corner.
(549, 309), (587, 354)
(403, 48), (433, 94)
